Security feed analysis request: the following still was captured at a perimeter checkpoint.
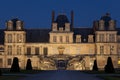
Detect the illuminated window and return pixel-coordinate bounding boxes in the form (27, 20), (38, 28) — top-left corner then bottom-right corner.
(118, 60), (120, 65)
(100, 46), (104, 54)
(8, 34), (12, 43)
(17, 46), (21, 55)
(8, 45), (12, 55)
(8, 59), (12, 65)
(17, 34), (22, 43)
(110, 45), (114, 54)
(53, 36), (57, 42)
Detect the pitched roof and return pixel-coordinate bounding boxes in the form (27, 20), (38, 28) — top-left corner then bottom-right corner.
(25, 29), (50, 43)
(73, 28), (94, 42)
(0, 27), (120, 44)
(26, 28), (94, 43)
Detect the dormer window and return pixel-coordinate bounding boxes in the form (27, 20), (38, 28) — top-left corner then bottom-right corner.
(76, 35), (81, 43)
(52, 23), (57, 31)
(6, 20), (13, 30)
(65, 23), (70, 31)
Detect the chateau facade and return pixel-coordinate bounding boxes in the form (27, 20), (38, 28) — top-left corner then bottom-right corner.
(0, 12), (120, 70)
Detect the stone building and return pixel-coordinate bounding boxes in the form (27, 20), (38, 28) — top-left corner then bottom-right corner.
(0, 12), (119, 70)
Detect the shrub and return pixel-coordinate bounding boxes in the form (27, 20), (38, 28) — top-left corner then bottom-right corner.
(104, 57), (115, 73)
(92, 60), (98, 71)
(10, 57), (20, 72)
(26, 59), (32, 70)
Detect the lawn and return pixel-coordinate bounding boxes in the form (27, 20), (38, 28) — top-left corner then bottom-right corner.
(0, 75), (25, 80)
(82, 70), (105, 74)
(98, 76), (120, 80)
(82, 70), (120, 74)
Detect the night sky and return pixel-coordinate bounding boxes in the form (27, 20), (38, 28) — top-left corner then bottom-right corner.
(0, 0), (120, 29)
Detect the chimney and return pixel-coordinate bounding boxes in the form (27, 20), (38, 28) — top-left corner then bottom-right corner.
(71, 10), (74, 31)
(52, 10), (55, 23)
(51, 11), (55, 30)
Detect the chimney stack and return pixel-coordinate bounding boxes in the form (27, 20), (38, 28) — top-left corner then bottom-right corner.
(52, 10), (55, 23)
(71, 10), (74, 31)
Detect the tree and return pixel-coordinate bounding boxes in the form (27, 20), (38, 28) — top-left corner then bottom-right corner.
(104, 57), (115, 73)
(26, 59), (32, 70)
(92, 60), (98, 71)
(10, 57), (20, 72)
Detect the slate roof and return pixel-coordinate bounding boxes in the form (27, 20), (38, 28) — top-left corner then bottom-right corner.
(25, 29), (51, 43)
(116, 28), (120, 35)
(73, 28), (94, 42)
(55, 14), (69, 28)
(0, 29), (4, 44)
(0, 28), (120, 44)
(26, 28), (94, 43)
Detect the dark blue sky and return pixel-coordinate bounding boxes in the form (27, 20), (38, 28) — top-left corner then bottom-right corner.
(0, 0), (120, 29)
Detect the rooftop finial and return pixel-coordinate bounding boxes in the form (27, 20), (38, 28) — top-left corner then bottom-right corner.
(106, 12), (110, 16)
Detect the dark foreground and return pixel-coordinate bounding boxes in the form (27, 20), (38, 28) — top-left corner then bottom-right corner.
(19, 70), (102, 80)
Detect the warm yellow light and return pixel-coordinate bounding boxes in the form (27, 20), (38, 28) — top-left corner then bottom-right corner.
(118, 60), (120, 64)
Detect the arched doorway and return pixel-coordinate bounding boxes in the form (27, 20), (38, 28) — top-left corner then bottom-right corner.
(56, 60), (68, 70)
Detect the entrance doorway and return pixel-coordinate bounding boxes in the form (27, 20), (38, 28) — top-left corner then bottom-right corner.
(56, 60), (68, 70)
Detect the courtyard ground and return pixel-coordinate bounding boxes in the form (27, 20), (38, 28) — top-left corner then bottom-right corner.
(2, 70), (120, 80)
(18, 70), (102, 80)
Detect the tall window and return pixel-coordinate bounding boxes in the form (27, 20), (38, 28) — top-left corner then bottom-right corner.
(17, 34), (22, 43)
(66, 36), (69, 42)
(8, 45), (12, 55)
(53, 36), (57, 42)
(100, 46), (104, 54)
(43, 47), (48, 57)
(60, 36), (63, 42)
(110, 45), (114, 54)
(8, 34), (12, 43)
(27, 47), (31, 55)
(35, 47), (39, 55)
(8, 59), (12, 65)
(109, 34), (115, 42)
(0, 58), (2, 67)
(99, 34), (104, 42)
(17, 46), (21, 55)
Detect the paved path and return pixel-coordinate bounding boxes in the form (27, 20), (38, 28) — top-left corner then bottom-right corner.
(19, 70), (102, 80)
